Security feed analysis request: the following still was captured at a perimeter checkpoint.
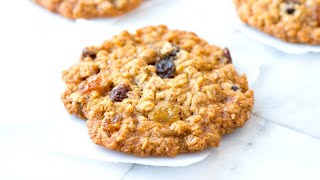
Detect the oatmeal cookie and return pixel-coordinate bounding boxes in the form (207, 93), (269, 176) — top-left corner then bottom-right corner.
(33, 0), (142, 19)
(61, 25), (254, 156)
(234, 0), (320, 44)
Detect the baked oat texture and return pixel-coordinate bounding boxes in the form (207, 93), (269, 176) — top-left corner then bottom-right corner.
(234, 0), (320, 44)
(61, 25), (254, 156)
(33, 0), (142, 19)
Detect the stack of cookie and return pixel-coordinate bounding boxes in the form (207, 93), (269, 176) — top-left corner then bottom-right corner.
(61, 25), (254, 156)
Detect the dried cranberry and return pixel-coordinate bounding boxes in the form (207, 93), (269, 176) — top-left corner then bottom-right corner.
(155, 59), (175, 78)
(110, 84), (131, 102)
(223, 48), (232, 64)
(82, 48), (96, 59)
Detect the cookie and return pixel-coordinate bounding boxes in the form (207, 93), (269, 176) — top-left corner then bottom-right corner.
(33, 0), (142, 19)
(61, 25), (254, 156)
(234, 0), (320, 44)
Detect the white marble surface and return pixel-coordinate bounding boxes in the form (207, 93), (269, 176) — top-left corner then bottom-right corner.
(1, 0), (320, 179)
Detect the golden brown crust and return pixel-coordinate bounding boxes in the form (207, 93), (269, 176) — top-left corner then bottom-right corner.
(234, 0), (320, 44)
(33, 0), (142, 19)
(61, 25), (254, 156)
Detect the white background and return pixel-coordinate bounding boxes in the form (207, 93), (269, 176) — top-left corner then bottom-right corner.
(1, 0), (320, 179)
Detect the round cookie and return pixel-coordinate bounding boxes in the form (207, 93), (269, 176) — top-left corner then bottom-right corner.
(33, 0), (142, 19)
(61, 25), (254, 156)
(234, 0), (320, 44)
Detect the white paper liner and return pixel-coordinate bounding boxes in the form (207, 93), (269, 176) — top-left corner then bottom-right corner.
(234, 19), (320, 54)
(48, 20), (264, 167)
(49, 111), (212, 167)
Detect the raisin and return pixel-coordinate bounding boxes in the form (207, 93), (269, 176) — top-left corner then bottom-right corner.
(286, 0), (300, 4)
(79, 76), (102, 94)
(110, 84), (131, 102)
(155, 59), (175, 78)
(231, 85), (239, 91)
(149, 102), (180, 124)
(286, 7), (295, 14)
(285, 0), (300, 15)
(165, 48), (179, 60)
(223, 48), (232, 64)
(82, 48), (97, 59)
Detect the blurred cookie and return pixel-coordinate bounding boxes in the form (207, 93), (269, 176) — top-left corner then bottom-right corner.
(234, 0), (320, 44)
(34, 0), (142, 19)
(61, 25), (254, 156)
